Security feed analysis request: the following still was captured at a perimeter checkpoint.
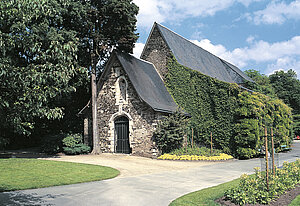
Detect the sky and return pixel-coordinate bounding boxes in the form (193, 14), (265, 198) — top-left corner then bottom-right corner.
(132, 0), (300, 78)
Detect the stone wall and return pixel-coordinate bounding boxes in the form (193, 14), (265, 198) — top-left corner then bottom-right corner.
(141, 26), (172, 81)
(90, 59), (163, 158)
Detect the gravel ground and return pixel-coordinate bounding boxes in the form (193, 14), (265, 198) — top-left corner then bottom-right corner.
(41, 153), (216, 177)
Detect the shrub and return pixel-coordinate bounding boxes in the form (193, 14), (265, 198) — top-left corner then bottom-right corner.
(236, 147), (258, 159)
(62, 133), (90, 155)
(63, 144), (90, 155)
(62, 133), (82, 148)
(170, 146), (222, 157)
(225, 159), (300, 205)
(40, 133), (67, 154)
(153, 111), (188, 154)
(0, 137), (9, 150)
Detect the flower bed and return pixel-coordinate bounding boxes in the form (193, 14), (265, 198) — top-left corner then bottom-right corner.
(224, 159), (300, 205)
(157, 153), (234, 161)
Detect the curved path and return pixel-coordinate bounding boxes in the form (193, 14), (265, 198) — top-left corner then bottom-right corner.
(1, 141), (299, 206)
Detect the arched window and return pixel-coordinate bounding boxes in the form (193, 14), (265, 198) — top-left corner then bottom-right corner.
(119, 78), (127, 102)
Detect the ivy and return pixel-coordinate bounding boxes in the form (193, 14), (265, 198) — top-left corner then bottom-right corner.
(165, 56), (293, 159)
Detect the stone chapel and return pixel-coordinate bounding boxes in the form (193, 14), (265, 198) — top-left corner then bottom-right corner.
(79, 22), (253, 158)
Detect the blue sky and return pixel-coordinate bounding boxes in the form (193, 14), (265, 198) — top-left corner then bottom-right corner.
(132, 0), (300, 78)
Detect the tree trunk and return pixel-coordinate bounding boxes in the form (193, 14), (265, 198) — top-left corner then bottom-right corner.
(91, 41), (101, 154)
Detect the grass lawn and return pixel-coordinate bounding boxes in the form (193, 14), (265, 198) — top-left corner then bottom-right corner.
(0, 158), (119, 192)
(169, 178), (240, 206)
(290, 195), (300, 206)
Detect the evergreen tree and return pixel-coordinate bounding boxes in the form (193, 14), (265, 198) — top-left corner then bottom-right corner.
(154, 111), (188, 154)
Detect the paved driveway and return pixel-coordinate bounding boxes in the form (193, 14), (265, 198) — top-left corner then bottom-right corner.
(1, 141), (299, 206)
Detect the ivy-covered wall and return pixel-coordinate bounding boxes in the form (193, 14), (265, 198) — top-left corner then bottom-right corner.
(165, 57), (293, 159)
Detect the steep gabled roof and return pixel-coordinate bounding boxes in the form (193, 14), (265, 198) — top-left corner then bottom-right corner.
(115, 51), (178, 113)
(78, 51), (178, 115)
(79, 51), (178, 115)
(143, 23), (253, 84)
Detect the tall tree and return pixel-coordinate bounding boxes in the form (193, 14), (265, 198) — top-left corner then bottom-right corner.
(269, 70), (300, 136)
(269, 70), (300, 114)
(86, 0), (138, 153)
(244, 69), (276, 98)
(0, 0), (139, 150)
(0, 0), (89, 147)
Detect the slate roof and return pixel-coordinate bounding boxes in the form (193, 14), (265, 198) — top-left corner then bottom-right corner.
(115, 51), (178, 113)
(78, 51), (179, 115)
(152, 23), (254, 84)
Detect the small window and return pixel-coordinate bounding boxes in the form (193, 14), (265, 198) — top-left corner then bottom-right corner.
(119, 78), (127, 101)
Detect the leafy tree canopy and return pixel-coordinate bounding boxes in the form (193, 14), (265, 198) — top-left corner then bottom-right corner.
(245, 69), (300, 136)
(0, 0), (138, 147)
(269, 70), (300, 115)
(244, 69), (276, 98)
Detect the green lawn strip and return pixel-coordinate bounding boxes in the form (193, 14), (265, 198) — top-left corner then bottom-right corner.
(169, 178), (240, 206)
(0, 158), (119, 192)
(289, 194), (300, 206)
(170, 176), (299, 206)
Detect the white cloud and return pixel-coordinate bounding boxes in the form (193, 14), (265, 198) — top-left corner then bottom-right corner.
(237, 0), (263, 7)
(133, 42), (145, 58)
(250, 0), (300, 25)
(133, 0), (262, 29)
(190, 36), (300, 77)
(246, 35), (255, 44)
(266, 57), (300, 77)
(191, 39), (227, 57)
(133, 0), (168, 29)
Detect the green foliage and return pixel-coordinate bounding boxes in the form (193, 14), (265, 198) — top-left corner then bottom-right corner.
(166, 56), (239, 151)
(245, 69), (300, 137)
(40, 133), (90, 154)
(289, 195), (300, 206)
(62, 133), (82, 147)
(0, 137), (9, 151)
(63, 144), (90, 155)
(170, 146), (221, 157)
(154, 111), (188, 154)
(244, 69), (276, 97)
(225, 160), (300, 205)
(62, 133), (90, 155)
(269, 70), (300, 115)
(294, 114), (300, 136)
(40, 133), (67, 154)
(87, 0), (139, 73)
(235, 91), (293, 158)
(0, 0), (89, 142)
(0, 0), (139, 147)
(235, 148), (258, 159)
(166, 57), (293, 159)
(269, 70), (300, 136)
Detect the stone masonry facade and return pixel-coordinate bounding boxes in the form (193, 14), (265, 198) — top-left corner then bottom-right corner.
(141, 26), (172, 81)
(83, 26), (177, 158)
(84, 58), (164, 158)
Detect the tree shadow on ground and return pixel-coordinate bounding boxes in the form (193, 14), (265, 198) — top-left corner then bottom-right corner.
(0, 191), (64, 206)
(0, 147), (60, 159)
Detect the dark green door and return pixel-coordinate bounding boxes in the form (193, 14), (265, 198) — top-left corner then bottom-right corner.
(115, 116), (130, 154)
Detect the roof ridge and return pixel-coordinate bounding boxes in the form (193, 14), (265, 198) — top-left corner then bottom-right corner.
(154, 23), (254, 83)
(156, 23), (221, 60)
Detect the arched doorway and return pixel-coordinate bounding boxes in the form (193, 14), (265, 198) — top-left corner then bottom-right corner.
(114, 116), (130, 154)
